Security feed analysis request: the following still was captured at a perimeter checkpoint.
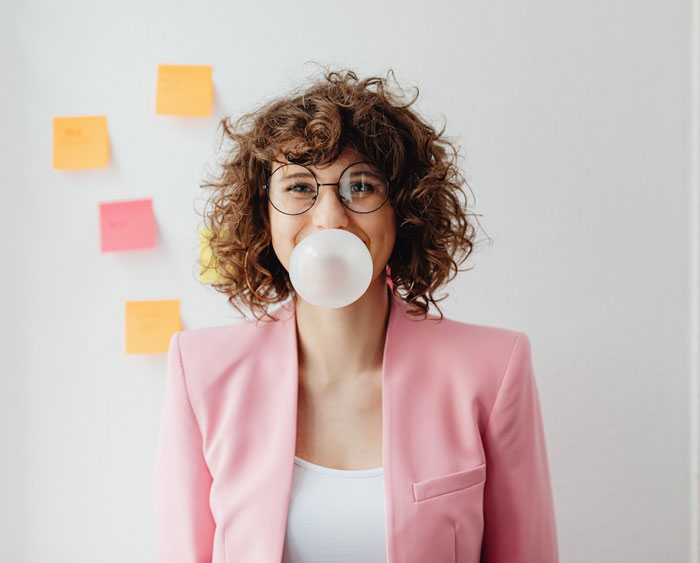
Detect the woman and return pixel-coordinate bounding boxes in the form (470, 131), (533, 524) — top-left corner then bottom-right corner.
(154, 68), (559, 563)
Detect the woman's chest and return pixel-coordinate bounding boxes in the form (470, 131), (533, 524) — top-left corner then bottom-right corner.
(294, 375), (383, 470)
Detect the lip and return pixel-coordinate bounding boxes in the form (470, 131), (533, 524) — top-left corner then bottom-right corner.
(298, 229), (369, 249)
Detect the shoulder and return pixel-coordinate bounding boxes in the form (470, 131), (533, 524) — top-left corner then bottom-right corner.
(174, 300), (294, 374)
(177, 319), (258, 355)
(435, 314), (523, 343)
(387, 300), (531, 395)
(400, 304), (526, 360)
(389, 303), (533, 428)
(426, 316), (537, 415)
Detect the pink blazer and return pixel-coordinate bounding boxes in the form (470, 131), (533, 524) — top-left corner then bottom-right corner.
(153, 290), (559, 562)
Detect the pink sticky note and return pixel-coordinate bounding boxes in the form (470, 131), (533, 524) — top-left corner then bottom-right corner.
(99, 198), (156, 252)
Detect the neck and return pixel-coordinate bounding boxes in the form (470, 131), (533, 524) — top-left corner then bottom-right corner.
(294, 276), (391, 391)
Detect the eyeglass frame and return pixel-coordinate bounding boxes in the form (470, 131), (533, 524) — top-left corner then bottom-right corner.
(262, 160), (391, 216)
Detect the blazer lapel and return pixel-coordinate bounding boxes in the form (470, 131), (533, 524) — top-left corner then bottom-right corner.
(230, 287), (431, 562)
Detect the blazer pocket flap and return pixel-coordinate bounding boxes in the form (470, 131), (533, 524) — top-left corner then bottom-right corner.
(413, 463), (486, 502)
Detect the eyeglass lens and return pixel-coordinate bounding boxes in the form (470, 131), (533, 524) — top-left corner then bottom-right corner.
(266, 162), (388, 215)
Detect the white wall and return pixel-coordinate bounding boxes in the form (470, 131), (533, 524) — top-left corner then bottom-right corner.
(2, 0), (695, 561)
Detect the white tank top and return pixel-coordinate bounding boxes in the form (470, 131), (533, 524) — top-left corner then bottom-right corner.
(281, 455), (388, 563)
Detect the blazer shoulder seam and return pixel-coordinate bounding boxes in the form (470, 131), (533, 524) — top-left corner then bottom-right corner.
(173, 332), (206, 445)
(482, 331), (523, 435)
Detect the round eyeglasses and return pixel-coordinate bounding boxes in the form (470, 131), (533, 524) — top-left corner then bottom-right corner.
(263, 160), (390, 215)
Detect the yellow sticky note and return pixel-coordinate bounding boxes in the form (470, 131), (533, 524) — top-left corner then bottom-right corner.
(156, 64), (213, 116)
(125, 299), (182, 354)
(53, 116), (110, 169)
(199, 226), (224, 284)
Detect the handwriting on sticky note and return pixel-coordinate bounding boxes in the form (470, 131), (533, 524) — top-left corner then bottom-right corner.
(156, 64), (213, 116)
(53, 116), (110, 169)
(99, 198), (156, 252)
(198, 226), (225, 283)
(126, 299), (182, 354)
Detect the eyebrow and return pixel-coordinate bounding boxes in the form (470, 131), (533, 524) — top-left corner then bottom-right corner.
(347, 171), (385, 180)
(278, 172), (315, 180)
(273, 160), (388, 184)
(277, 170), (386, 182)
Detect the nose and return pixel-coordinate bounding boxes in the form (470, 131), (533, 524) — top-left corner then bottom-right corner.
(310, 184), (350, 230)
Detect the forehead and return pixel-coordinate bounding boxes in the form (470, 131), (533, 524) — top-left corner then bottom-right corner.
(270, 145), (368, 170)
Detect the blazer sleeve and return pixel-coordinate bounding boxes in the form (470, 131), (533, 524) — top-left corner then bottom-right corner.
(153, 331), (216, 563)
(480, 332), (559, 563)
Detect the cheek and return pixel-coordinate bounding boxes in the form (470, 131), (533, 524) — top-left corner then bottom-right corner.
(379, 211), (397, 252)
(268, 214), (299, 270)
(366, 211), (397, 269)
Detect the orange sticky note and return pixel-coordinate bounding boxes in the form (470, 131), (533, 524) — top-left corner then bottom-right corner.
(126, 299), (182, 354)
(156, 64), (213, 116)
(53, 115), (110, 169)
(198, 226), (224, 283)
(99, 198), (156, 252)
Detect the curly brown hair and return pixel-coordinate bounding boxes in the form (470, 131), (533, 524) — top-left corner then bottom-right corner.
(198, 65), (484, 323)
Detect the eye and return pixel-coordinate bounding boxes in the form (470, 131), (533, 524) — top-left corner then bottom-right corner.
(284, 183), (315, 193)
(350, 181), (376, 193)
